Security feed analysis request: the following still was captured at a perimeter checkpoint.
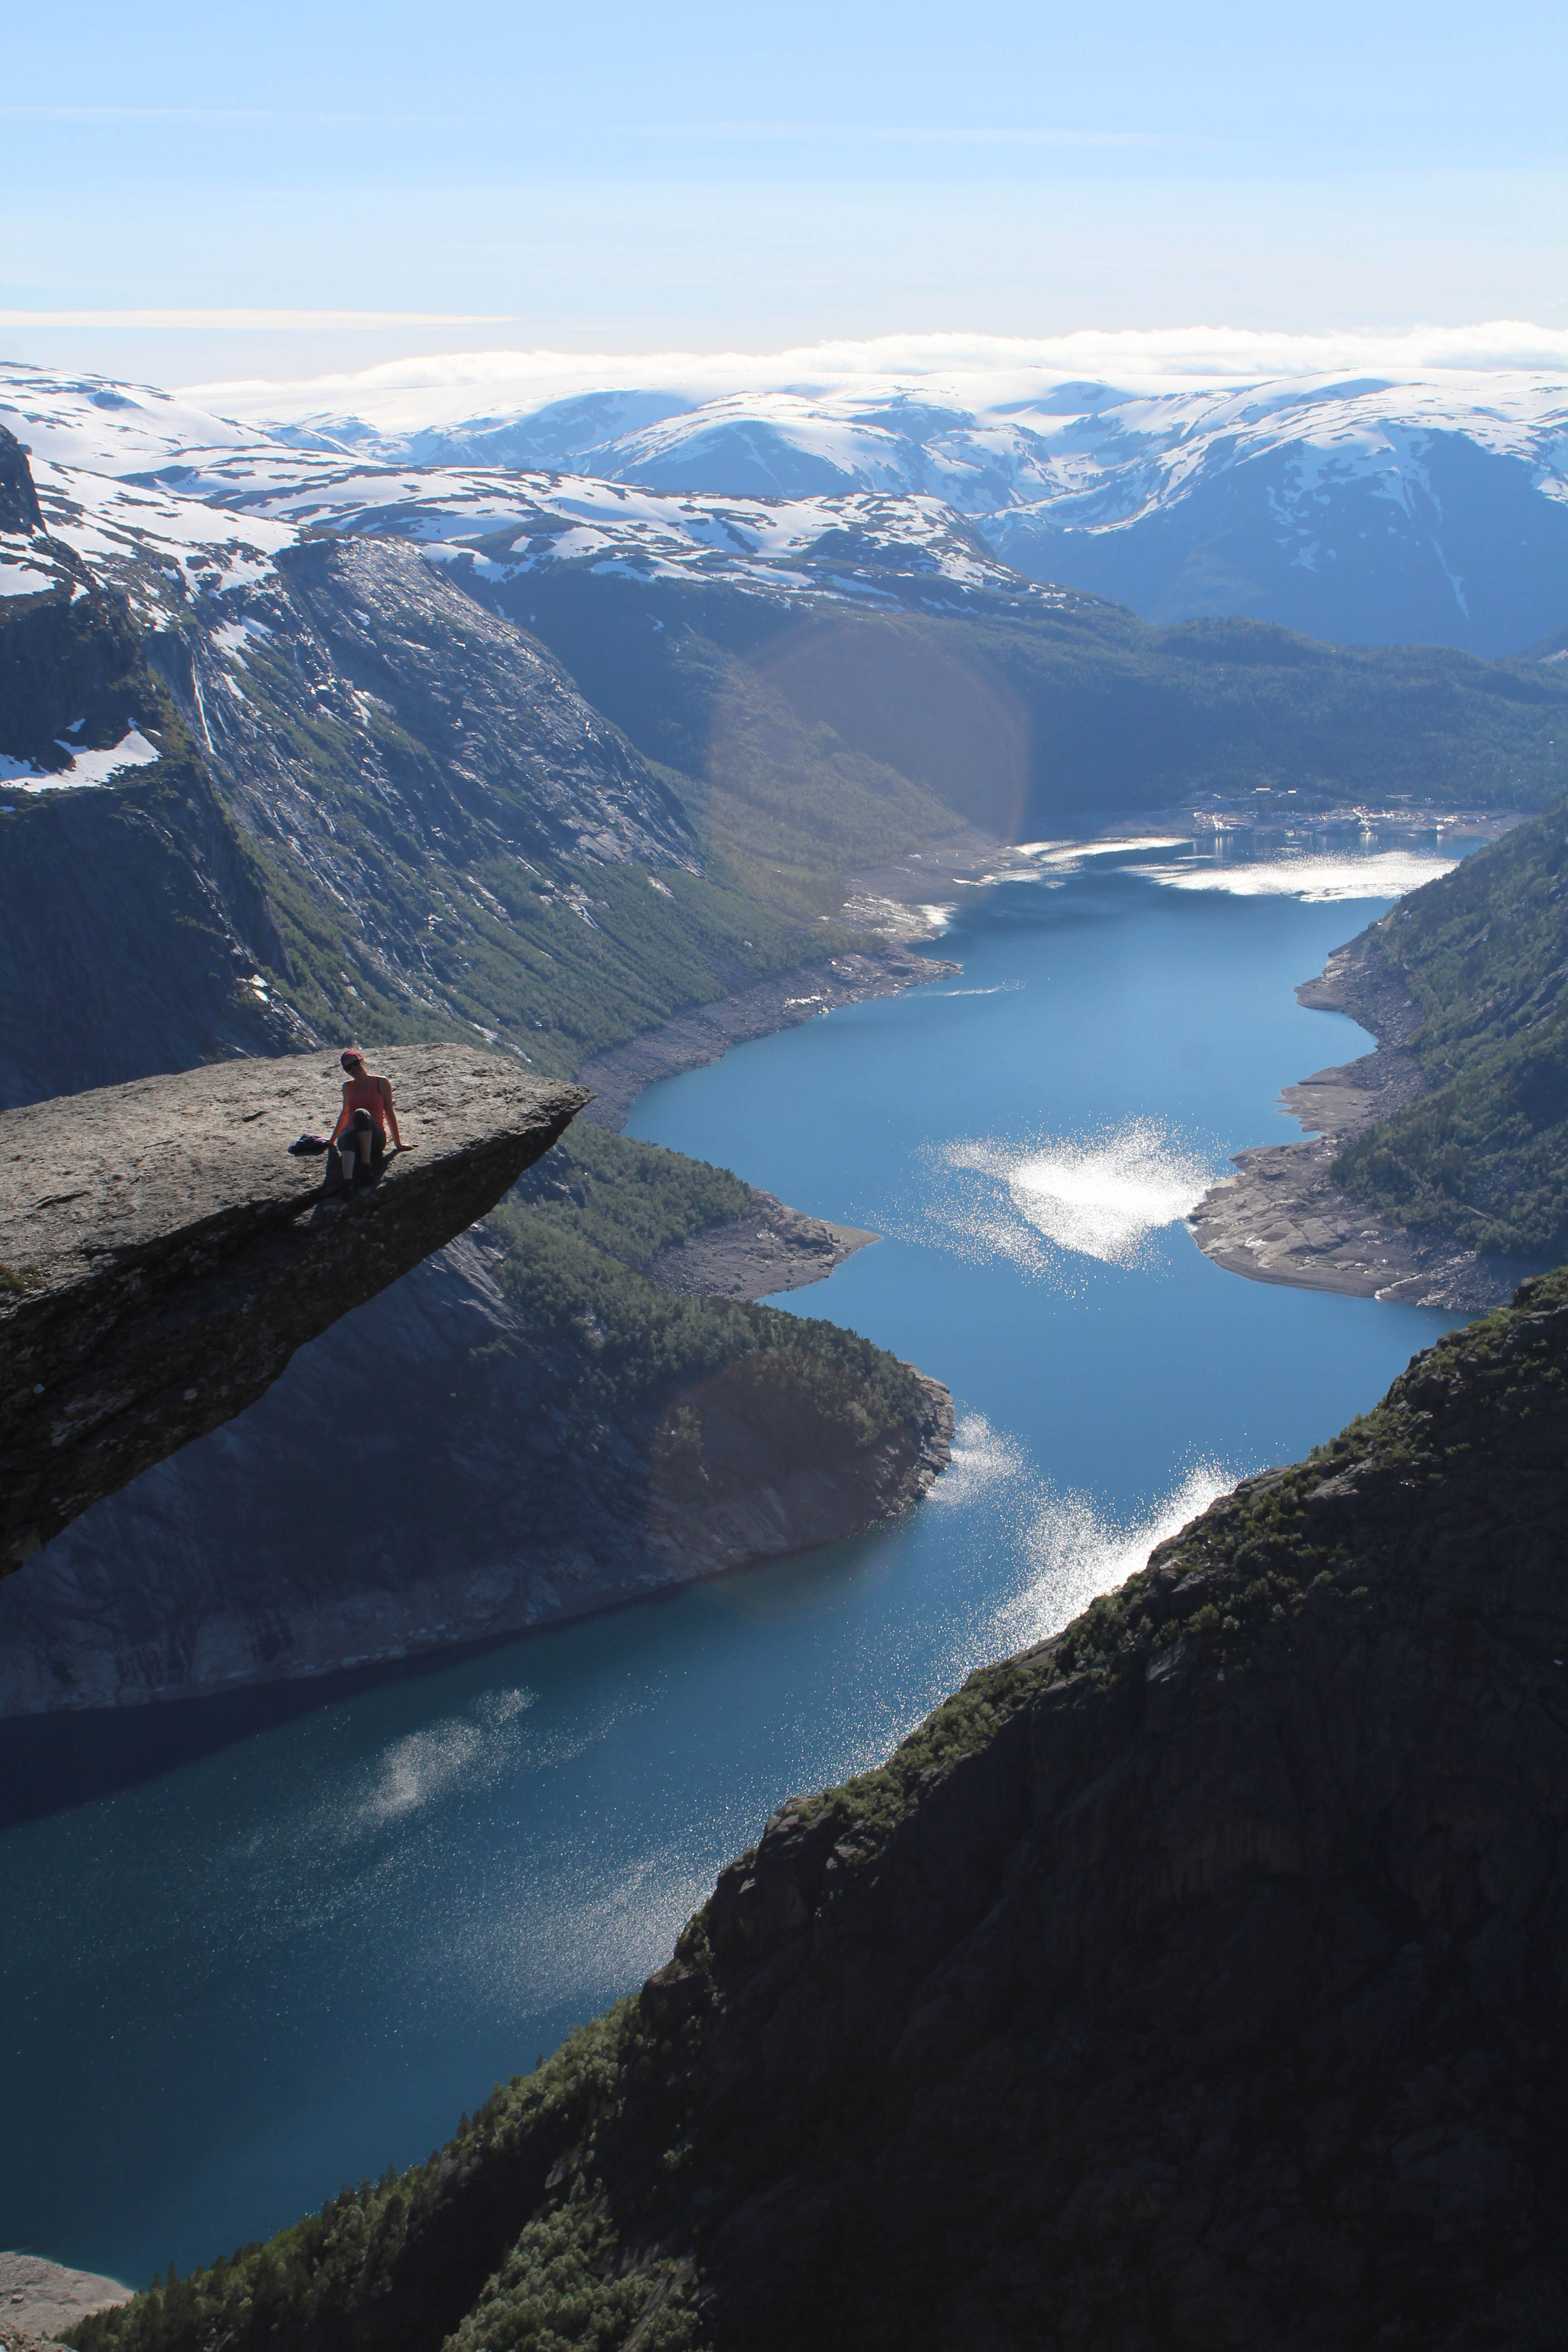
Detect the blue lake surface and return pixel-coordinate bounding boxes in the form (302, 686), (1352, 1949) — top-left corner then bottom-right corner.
(0, 840), (1468, 2285)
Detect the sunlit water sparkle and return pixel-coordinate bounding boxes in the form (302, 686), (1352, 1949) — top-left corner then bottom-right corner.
(0, 837), (1475, 2285)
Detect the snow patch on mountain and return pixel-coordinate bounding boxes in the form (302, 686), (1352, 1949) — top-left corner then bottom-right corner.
(10, 339), (1568, 651)
(1, 726), (161, 794)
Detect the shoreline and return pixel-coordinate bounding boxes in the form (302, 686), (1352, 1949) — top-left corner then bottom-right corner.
(1187, 926), (1540, 1312)
(573, 936), (952, 1303)
(0, 1368), (954, 1752)
(576, 942), (960, 1133)
(0, 2251), (130, 2348)
(647, 1191), (878, 1302)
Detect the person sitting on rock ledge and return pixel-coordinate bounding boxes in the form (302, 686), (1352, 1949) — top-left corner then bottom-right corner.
(328, 1047), (405, 1188)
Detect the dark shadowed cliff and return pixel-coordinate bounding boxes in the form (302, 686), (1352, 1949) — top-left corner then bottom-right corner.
(74, 1265), (1568, 2352)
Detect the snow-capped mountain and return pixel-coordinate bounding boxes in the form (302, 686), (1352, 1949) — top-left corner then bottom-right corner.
(9, 353), (1568, 655)
(137, 345), (1568, 659)
(380, 373), (1568, 658)
(0, 366), (1082, 637)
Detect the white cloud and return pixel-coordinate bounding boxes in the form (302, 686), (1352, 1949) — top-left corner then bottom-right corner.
(180, 320), (1568, 427)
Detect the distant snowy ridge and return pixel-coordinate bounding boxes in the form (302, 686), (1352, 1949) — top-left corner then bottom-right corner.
(0, 366), (1074, 620)
(7, 345), (1568, 652)
(246, 367), (1568, 655)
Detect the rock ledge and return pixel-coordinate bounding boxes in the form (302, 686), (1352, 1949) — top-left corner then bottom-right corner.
(0, 1048), (585, 1570)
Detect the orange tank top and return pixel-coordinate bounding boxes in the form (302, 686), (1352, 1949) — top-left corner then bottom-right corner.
(343, 1073), (386, 1132)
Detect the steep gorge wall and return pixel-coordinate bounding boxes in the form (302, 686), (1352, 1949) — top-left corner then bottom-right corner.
(0, 579), (304, 1104)
(78, 1266), (1568, 2352)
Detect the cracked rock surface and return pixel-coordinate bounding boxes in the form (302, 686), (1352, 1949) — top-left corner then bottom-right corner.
(0, 1046), (584, 1571)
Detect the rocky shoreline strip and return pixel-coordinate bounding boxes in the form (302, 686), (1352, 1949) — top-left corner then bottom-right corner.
(575, 943), (958, 1132)
(647, 1190), (878, 1301)
(572, 940), (951, 1303)
(0, 2251), (128, 2349)
(1187, 927), (1539, 1311)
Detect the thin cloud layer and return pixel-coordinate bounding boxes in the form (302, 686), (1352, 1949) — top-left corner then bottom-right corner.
(183, 321), (1568, 424)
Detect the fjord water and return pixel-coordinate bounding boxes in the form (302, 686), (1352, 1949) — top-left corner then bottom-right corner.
(1, 840), (1467, 2286)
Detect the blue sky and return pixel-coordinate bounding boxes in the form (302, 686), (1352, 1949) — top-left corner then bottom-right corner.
(5, 0), (1565, 387)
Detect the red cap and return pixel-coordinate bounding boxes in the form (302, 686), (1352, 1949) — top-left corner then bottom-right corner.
(341, 1047), (365, 1069)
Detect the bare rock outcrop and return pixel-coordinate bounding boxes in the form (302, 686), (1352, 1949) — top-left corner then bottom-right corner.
(1189, 927), (1539, 1309)
(0, 2249), (129, 2348)
(0, 1048), (585, 1571)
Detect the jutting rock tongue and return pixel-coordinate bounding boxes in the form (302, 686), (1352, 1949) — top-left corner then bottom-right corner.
(0, 1047), (587, 1572)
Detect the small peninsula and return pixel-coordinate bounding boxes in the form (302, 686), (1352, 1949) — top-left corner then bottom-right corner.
(1191, 799), (1568, 1309)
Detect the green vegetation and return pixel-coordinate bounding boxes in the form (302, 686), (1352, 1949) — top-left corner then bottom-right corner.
(501, 575), (1568, 897)
(448, 2195), (698, 2352)
(1333, 800), (1568, 1256)
(73, 1267), (1568, 2352)
(216, 611), (822, 1078)
(510, 1120), (751, 1262)
(486, 1125), (921, 1439)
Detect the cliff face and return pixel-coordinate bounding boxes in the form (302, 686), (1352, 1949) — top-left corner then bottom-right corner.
(0, 1225), (950, 1708)
(0, 575), (302, 1106)
(76, 1267), (1568, 2352)
(0, 1049), (585, 1571)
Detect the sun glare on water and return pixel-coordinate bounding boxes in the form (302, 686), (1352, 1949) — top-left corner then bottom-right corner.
(922, 1416), (1249, 1690)
(1130, 849), (1457, 902)
(1005, 1125), (1221, 1264)
(923, 1118), (1225, 1276)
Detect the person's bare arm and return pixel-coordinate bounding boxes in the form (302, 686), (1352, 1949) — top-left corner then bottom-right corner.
(380, 1076), (405, 1149)
(329, 1083), (350, 1143)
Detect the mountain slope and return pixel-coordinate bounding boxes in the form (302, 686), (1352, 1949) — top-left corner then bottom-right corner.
(123, 427), (1568, 834)
(1332, 797), (1568, 1257)
(10, 380), (1568, 943)
(0, 505), (302, 1103)
(105, 352), (1568, 656)
(72, 1264), (1568, 2351)
(0, 1125), (950, 1705)
(506, 577), (1568, 853)
(0, 423), (833, 1103)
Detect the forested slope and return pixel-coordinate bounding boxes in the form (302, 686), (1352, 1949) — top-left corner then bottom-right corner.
(0, 1124), (947, 1710)
(1334, 797), (1568, 1257)
(497, 569), (1568, 878)
(72, 1264), (1568, 2351)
